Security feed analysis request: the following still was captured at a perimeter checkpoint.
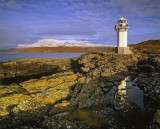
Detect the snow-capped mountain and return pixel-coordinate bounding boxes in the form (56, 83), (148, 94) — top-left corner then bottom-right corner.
(17, 39), (111, 48)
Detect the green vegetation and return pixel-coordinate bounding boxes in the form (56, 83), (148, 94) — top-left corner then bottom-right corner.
(66, 108), (109, 129)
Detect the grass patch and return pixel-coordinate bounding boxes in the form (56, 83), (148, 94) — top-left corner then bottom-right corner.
(66, 108), (109, 129)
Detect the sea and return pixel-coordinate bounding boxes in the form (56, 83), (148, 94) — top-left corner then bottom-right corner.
(0, 52), (85, 62)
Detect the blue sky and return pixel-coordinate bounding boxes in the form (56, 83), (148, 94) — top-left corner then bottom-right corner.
(0, 0), (160, 49)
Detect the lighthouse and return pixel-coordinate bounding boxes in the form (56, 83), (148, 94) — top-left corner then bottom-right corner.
(115, 17), (131, 54)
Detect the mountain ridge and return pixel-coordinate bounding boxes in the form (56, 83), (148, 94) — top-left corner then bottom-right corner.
(17, 39), (112, 48)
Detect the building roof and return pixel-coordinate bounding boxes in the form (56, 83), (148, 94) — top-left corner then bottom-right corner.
(119, 17), (127, 21)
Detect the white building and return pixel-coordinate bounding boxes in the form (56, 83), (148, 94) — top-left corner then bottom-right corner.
(115, 17), (131, 54)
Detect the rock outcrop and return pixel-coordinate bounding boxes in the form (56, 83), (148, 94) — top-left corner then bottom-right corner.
(0, 58), (71, 84)
(0, 72), (78, 128)
(0, 48), (160, 128)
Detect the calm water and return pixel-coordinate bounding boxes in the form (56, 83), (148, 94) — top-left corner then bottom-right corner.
(0, 52), (85, 62)
(103, 76), (144, 109)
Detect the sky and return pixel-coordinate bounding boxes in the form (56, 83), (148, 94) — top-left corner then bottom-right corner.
(0, 0), (160, 49)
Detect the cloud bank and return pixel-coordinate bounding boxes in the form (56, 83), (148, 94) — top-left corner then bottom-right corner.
(0, 0), (160, 49)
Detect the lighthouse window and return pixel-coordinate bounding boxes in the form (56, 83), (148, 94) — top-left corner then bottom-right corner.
(120, 24), (123, 27)
(126, 24), (128, 27)
(115, 25), (117, 29)
(119, 20), (122, 23)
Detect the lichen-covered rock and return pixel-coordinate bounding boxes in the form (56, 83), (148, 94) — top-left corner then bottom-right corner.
(0, 83), (27, 97)
(0, 58), (71, 84)
(0, 72), (77, 119)
(20, 72), (77, 94)
(12, 100), (48, 121)
(49, 101), (71, 115)
(73, 52), (139, 81)
(0, 50), (159, 129)
(77, 76), (86, 84)
(0, 94), (32, 116)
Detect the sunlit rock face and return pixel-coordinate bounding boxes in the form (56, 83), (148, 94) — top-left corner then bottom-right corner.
(0, 72), (77, 119)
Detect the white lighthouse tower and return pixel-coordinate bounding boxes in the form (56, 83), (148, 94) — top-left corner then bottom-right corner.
(115, 17), (131, 54)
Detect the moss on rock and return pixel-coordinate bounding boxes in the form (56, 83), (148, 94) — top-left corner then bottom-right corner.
(0, 72), (77, 118)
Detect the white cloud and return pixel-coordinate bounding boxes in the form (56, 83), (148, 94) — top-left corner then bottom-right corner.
(0, 0), (160, 49)
(104, 0), (160, 18)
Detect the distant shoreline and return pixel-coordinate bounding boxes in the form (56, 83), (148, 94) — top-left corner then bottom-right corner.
(0, 52), (85, 62)
(0, 46), (114, 53)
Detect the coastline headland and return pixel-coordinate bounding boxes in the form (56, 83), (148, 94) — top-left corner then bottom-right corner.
(0, 40), (160, 128)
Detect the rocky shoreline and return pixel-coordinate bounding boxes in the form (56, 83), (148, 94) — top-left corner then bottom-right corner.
(0, 49), (160, 128)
